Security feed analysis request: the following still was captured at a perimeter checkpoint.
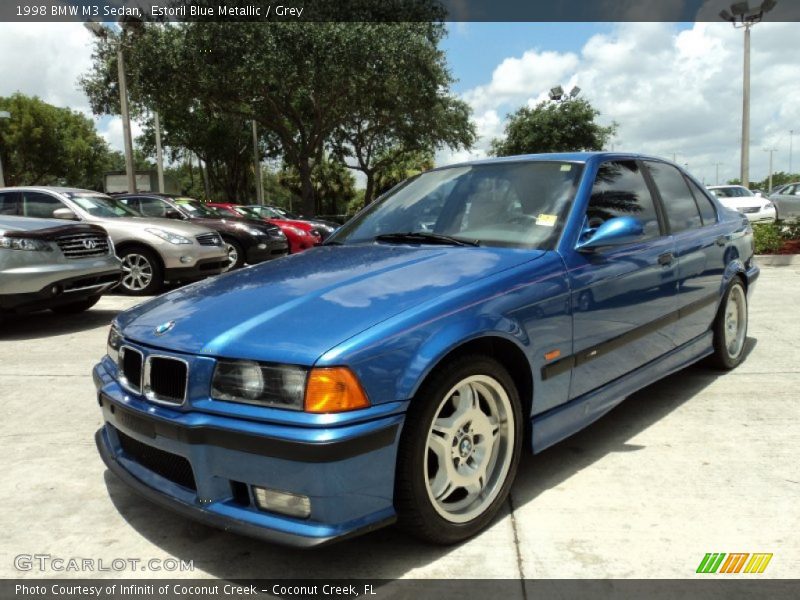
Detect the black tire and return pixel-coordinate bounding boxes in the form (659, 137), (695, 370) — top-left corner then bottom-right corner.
(50, 295), (101, 315)
(394, 354), (523, 544)
(118, 247), (164, 296)
(708, 278), (748, 370)
(222, 238), (245, 271)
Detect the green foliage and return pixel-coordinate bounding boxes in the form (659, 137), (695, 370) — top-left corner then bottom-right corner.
(491, 98), (616, 157)
(278, 156), (356, 215)
(753, 223), (784, 254)
(79, 5), (465, 215)
(0, 93), (116, 190)
(373, 149), (434, 197)
(750, 171), (799, 192)
(261, 166), (300, 210)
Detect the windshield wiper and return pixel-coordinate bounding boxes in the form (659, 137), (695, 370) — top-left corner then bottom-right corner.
(375, 232), (480, 247)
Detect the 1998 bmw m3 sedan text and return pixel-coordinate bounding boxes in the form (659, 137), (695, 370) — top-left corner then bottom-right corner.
(93, 153), (757, 546)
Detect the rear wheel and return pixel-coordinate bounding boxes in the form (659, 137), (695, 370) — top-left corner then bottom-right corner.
(119, 247), (163, 296)
(709, 278), (748, 369)
(50, 295), (101, 315)
(395, 355), (523, 544)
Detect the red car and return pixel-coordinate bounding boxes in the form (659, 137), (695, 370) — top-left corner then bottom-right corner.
(208, 203), (322, 254)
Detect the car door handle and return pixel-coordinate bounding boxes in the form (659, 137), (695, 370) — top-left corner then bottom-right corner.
(658, 252), (675, 266)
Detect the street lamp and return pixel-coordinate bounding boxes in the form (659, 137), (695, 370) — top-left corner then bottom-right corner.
(0, 110), (10, 187)
(548, 85), (580, 103)
(84, 21), (137, 194)
(764, 147), (777, 191)
(720, 0), (777, 188)
(789, 129), (795, 175)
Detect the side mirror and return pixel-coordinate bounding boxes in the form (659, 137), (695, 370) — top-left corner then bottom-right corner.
(164, 209), (183, 220)
(52, 207), (79, 221)
(576, 216), (644, 251)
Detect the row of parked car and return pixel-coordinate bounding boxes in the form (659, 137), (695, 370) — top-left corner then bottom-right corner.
(707, 182), (800, 223)
(0, 186), (337, 318)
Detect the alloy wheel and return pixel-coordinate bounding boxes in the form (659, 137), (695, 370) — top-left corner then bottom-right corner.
(121, 253), (154, 292)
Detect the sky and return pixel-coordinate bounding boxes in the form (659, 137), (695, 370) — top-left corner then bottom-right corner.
(0, 20), (798, 187)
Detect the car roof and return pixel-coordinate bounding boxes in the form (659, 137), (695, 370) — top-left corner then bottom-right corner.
(0, 186), (105, 195)
(438, 151), (680, 170)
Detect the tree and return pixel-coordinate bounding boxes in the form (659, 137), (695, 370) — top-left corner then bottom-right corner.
(80, 1), (453, 215)
(278, 156), (357, 216)
(330, 23), (474, 204)
(491, 98), (616, 157)
(0, 93), (116, 189)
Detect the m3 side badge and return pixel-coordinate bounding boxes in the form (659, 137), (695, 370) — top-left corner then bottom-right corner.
(154, 321), (176, 335)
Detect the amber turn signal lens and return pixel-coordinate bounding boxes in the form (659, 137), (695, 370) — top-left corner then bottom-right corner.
(304, 367), (370, 413)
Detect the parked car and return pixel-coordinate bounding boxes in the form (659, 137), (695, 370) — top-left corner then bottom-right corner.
(767, 182), (800, 222)
(0, 187), (228, 295)
(706, 185), (776, 223)
(263, 206), (340, 239)
(94, 153), (757, 547)
(208, 202), (322, 253)
(115, 194), (288, 271)
(1, 215), (121, 316)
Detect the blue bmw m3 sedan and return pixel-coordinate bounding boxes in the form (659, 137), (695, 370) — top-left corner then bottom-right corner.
(93, 153), (758, 546)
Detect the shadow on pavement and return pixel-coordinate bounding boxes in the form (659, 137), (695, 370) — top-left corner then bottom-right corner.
(99, 338), (757, 579)
(0, 308), (121, 341)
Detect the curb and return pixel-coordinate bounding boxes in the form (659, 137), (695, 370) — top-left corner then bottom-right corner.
(755, 254), (800, 266)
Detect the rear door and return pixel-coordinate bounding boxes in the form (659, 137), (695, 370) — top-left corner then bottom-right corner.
(644, 161), (722, 347)
(773, 184), (800, 220)
(565, 160), (678, 400)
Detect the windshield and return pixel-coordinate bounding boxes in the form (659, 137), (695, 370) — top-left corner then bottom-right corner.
(711, 186), (754, 198)
(272, 207), (300, 219)
(329, 161), (583, 249)
(70, 194), (139, 218)
(174, 198), (223, 218)
(245, 205), (283, 219)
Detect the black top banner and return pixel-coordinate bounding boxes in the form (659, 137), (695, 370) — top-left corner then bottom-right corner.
(4, 0), (800, 22)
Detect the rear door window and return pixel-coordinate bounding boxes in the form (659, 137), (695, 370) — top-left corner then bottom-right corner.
(645, 161), (702, 233)
(0, 191), (20, 215)
(685, 179), (718, 225)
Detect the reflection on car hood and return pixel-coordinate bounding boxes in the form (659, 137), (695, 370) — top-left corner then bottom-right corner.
(117, 244), (545, 364)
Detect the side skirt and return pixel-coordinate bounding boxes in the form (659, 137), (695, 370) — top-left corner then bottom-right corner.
(530, 331), (714, 454)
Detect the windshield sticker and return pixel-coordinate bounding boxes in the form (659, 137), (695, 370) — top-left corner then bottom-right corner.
(536, 214), (557, 227)
(560, 164), (572, 171)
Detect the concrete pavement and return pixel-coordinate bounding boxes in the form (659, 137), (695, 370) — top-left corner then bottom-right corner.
(0, 264), (797, 580)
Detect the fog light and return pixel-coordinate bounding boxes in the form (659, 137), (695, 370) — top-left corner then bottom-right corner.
(257, 243), (267, 250)
(252, 486), (311, 519)
(180, 256), (192, 264)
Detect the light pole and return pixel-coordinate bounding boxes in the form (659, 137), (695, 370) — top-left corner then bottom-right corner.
(790, 129), (795, 175)
(154, 111), (165, 193)
(715, 162), (722, 185)
(720, 0), (777, 189)
(251, 120), (264, 205)
(85, 21), (137, 194)
(0, 110), (10, 187)
(764, 147), (777, 191)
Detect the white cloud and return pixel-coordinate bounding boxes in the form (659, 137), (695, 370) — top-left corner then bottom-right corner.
(451, 22), (800, 186)
(0, 22), (94, 115)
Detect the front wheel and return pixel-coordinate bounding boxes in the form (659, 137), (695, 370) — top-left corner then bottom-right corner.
(119, 247), (163, 296)
(222, 238), (244, 272)
(395, 355), (523, 544)
(709, 278), (748, 369)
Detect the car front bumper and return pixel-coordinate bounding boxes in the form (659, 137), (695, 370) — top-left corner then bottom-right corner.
(92, 359), (402, 547)
(163, 257), (229, 282)
(0, 267), (121, 312)
(244, 238), (289, 264)
(743, 207), (776, 223)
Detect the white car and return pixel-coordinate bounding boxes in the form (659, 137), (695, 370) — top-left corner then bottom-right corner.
(706, 185), (776, 223)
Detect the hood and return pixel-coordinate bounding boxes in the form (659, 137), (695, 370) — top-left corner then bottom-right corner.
(0, 215), (94, 234)
(717, 196), (768, 210)
(85, 215), (219, 237)
(188, 216), (279, 234)
(117, 244), (546, 364)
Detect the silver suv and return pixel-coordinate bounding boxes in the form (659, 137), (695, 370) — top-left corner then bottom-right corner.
(0, 187), (229, 295)
(0, 215), (121, 316)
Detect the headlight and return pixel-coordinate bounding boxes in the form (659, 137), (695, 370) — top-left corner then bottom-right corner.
(107, 325), (123, 363)
(211, 360), (307, 410)
(763, 202), (775, 210)
(146, 228), (192, 245)
(286, 226), (307, 237)
(0, 236), (52, 251)
(235, 224), (267, 236)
